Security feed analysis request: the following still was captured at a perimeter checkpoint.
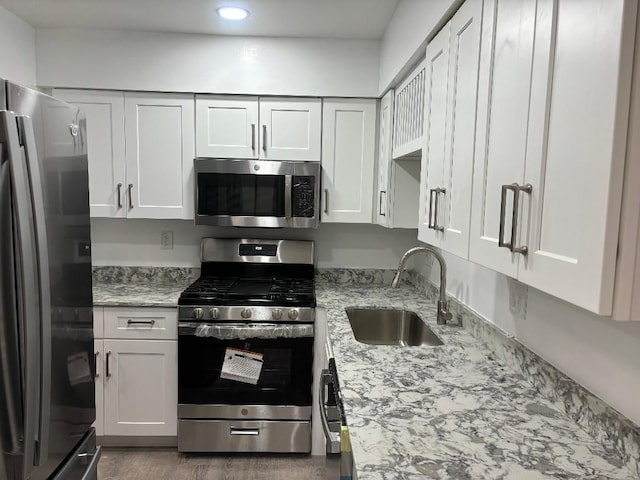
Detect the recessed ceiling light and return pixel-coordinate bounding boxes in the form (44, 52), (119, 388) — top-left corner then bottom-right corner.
(216, 7), (250, 21)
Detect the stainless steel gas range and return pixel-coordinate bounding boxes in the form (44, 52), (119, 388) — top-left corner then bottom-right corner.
(177, 238), (316, 453)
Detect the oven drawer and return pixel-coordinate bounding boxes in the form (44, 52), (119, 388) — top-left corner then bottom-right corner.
(178, 419), (311, 453)
(104, 307), (177, 340)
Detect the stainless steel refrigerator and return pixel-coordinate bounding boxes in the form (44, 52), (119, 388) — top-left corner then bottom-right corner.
(0, 80), (100, 480)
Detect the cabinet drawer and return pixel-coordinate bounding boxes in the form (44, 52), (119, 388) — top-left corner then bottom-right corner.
(93, 307), (104, 339)
(103, 308), (177, 340)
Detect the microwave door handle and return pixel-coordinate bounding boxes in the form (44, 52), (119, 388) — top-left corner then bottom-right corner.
(19, 115), (52, 466)
(284, 174), (292, 223)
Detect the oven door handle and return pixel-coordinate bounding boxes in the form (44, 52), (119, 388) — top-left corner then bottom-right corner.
(319, 369), (341, 454)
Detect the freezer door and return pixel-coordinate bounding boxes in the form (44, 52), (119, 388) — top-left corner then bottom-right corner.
(6, 83), (95, 480)
(50, 429), (100, 480)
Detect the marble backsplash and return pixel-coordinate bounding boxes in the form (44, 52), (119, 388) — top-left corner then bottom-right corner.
(407, 270), (640, 477)
(92, 266), (200, 284)
(315, 268), (396, 285)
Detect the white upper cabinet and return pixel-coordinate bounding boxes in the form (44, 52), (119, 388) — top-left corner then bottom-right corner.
(375, 90), (394, 226)
(469, 0), (636, 315)
(124, 93), (195, 219)
(259, 98), (322, 161)
(321, 98), (376, 223)
(418, 23), (450, 247)
(195, 95), (321, 161)
(54, 89), (195, 220)
(418, 0), (482, 258)
(195, 96), (258, 159)
(52, 89), (127, 218)
(392, 60), (426, 159)
(375, 90), (422, 230)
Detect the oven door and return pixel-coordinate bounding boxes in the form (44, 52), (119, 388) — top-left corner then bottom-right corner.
(178, 322), (314, 419)
(194, 158), (319, 228)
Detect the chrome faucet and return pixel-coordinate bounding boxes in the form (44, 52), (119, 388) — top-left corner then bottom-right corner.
(391, 246), (453, 325)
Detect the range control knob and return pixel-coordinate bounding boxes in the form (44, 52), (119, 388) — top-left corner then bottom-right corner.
(192, 308), (204, 320)
(272, 308), (283, 320)
(241, 308), (252, 319)
(208, 308), (220, 320)
(288, 308), (299, 320)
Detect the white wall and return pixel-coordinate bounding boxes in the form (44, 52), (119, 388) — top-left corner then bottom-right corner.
(35, 29), (380, 97)
(91, 218), (418, 269)
(0, 6), (36, 86)
(416, 250), (640, 426)
(378, 0), (460, 93)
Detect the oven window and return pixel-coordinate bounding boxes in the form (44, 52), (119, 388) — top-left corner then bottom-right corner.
(178, 335), (313, 406)
(197, 173), (285, 217)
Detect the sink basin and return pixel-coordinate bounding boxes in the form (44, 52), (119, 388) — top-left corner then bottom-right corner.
(345, 308), (444, 347)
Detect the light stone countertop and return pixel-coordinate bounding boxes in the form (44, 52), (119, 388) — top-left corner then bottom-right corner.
(92, 280), (191, 307)
(91, 279), (633, 478)
(317, 283), (633, 480)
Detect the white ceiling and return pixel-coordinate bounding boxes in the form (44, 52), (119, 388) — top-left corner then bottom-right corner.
(0, 0), (400, 40)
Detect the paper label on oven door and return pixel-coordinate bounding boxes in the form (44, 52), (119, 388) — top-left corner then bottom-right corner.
(220, 347), (264, 385)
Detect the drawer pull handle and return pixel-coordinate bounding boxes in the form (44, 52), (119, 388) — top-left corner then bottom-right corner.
(127, 319), (156, 326)
(94, 351), (99, 378)
(230, 428), (260, 436)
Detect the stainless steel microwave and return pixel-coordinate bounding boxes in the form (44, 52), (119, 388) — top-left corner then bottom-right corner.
(194, 158), (321, 228)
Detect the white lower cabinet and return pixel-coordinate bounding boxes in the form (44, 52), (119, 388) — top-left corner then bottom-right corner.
(94, 307), (178, 439)
(102, 339), (177, 436)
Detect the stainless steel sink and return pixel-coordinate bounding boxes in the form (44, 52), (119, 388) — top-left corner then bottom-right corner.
(345, 308), (444, 347)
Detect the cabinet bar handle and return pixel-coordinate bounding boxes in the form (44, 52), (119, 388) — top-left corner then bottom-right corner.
(128, 184), (134, 209)
(117, 183), (123, 209)
(105, 351), (112, 378)
(433, 188), (445, 232)
(251, 124), (256, 152)
(127, 319), (156, 326)
(324, 189), (329, 214)
(498, 183), (532, 254)
(428, 189), (436, 229)
(262, 125), (267, 153)
(94, 352), (99, 378)
(379, 191), (386, 216)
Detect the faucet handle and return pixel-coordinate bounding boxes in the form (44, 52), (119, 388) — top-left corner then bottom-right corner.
(437, 301), (453, 325)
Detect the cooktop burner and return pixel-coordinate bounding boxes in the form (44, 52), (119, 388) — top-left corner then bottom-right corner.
(179, 277), (315, 307)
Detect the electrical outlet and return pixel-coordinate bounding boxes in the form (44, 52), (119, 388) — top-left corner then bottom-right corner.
(508, 278), (527, 318)
(160, 231), (173, 250)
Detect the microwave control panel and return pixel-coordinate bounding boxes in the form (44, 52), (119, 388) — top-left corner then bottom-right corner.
(292, 176), (315, 218)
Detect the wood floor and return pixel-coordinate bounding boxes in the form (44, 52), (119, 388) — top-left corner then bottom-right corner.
(98, 448), (327, 480)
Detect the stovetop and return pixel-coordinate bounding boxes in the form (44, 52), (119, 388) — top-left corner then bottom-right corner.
(178, 277), (316, 307)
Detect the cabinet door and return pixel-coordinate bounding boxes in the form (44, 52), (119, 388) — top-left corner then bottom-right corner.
(195, 95), (258, 159)
(124, 93), (195, 219)
(321, 99), (377, 223)
(259, 98), (321, 161)
(438, 0), (482, 258)
(53, 90), (126, 218)
(103, 339), (177, 436)
(418, 24), (450, 246)
(468, 0), (537, 276)
(94, 340), (104, 437)
(517, 0), (635, 314)
(375, 91), (394, 227)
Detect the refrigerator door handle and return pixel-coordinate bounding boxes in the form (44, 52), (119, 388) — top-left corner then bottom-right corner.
(18, 115), (52, 466)
(1, 110), (40, 477)
(0, 143), (22, 455)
